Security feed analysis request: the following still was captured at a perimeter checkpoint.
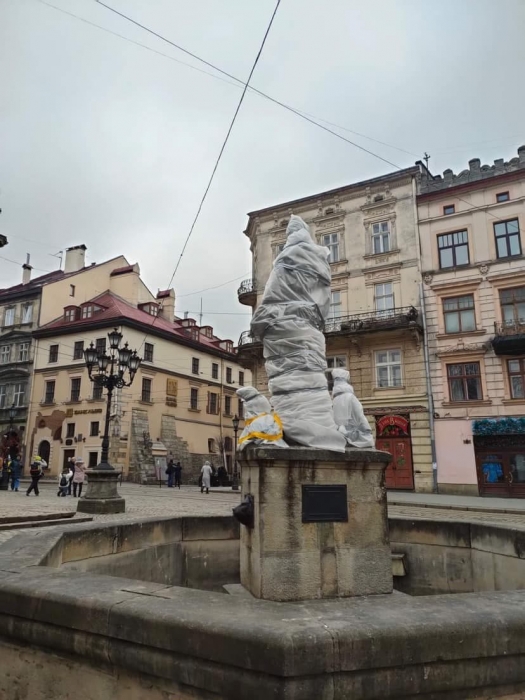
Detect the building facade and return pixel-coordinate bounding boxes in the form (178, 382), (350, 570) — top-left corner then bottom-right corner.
(28, 262), (248, 483)
(239, 167), (433, 492)
(418, 146), (525, 496)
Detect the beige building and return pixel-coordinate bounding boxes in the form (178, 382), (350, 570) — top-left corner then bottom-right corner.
(418, 146), (525, 497)
(238, 167), (432, 492)
(28, 260), (248, 482)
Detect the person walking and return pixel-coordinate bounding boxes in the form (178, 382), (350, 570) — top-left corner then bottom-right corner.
(26, 456), (43, 496)
(200, 460), (213, 494)
(72, 457), (86, 498)
(57, 465), (72, 497)
(9, 454), (22, 492)
(67, 456), (75, 495)
(166, 458), (175, 488)
(174, 461), (182, 489)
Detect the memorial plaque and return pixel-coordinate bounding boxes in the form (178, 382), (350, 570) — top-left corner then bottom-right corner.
(302, 484), (348, 523)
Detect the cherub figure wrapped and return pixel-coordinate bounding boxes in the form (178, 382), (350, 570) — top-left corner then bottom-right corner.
(236, 387), (287, 450)
(332, 368), (374, 449)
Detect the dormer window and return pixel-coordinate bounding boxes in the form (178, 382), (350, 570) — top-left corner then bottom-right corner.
(139, 303), (159, 316)
(220, 340), (233, 353)
(64, 306), (79, 322)
(80, 304), (101, 320)
(201, 326), (213, 338)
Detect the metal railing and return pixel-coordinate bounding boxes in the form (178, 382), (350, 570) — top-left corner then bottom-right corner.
(325, 306), (420, 334)
(238, 330), (259, 348)
(237, 279), (255, 297)
(494, 320), (525, 336)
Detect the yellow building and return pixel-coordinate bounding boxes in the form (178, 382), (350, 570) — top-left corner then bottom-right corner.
(238, 167), (432, 492)
(28, 261), (248, 482)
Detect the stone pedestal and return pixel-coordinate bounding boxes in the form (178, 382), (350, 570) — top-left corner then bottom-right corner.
(237, 446), (392, 602)
(76, 469), (125, 514)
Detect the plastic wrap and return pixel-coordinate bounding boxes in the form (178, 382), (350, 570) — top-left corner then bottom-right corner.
(250, 215), (346, 452)
(332, 368), (374, 448)
(236, 387), (287, 450)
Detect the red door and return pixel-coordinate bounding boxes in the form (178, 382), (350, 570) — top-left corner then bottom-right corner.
(377, 437), (415, 490)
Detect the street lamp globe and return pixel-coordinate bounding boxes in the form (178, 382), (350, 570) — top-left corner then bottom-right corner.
(8, 404), (16, 422)
(118, 342), (132, 368)
(84, 342), (98, 368)
(232, 414), (240, 432)
(108, 327), (123, 349)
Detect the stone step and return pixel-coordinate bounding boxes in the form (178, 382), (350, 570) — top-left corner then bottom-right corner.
(392, 552), (407, 577)
(0, 512), (75, 525)
(223, 583), (255, 598)
(0, 516), (93, 532)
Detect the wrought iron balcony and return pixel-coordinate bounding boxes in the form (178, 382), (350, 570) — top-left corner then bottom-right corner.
(492, 320), (525, 355)
(325, 306), (421, 335)
(236, 331), (261, 369)
(237, 279), (256, 306)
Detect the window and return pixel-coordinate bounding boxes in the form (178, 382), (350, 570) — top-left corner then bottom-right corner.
(500, 287), (525, 325)
(90, 421), (100, 437)
(508, 359), (525, 399)
(70, 284), (75, 297)
(443, 295), (476, 333)
(225, 436), (233, 452)
(13, 383), (25, 407)
(144, 343), (154, 363)
(66, 423), (75, 439)
(190, 387), (199, 410)
(49, 344), (59, 363)
(438, 230), (469, 268)
(95, 338), (106, 355)
(0, 385), (5, 408)
(192, 357), (200, 375)
(65, 308), (78, 322)
(82, 305), (95, 319)
(212, 363), (219, 380)
(141, 378), (152, 402)
(208, 438), (215, 453)
(375, 282), (394, 315)
(73, 341), (84, 360)
(443, 204), (455, 215)
(329, 291), (342, 320)
(322, 233), (339, 263)
(226, 367), (232, 383)
(93, 383), (103, 400)
(44, 380), (55, 404)
(239, 371), (244, 386)
(327, 356), (347, 368)
(225, 396), (232, 415)
(88, 452), (98, 467)
(0, 345), (10, 364)
(238, 398), (244, 419)
(496, 192), (510, 203)
(4, 307), (15, 327)
(208, 392), (218, 414)
(494, 219), (521, 259)
(18, 342), (30, 362)
(70, 377), (81, 402)
(376, 350), (402, 388)
(21, 303), (32, 324)
(447, 362), (482, 401)
(274, 242), (285, 258)
(372, 221), (390, 254)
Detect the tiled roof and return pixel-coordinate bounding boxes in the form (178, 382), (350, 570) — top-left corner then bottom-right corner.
(0, 269), (64, 298)
(37, 291), (236, 355)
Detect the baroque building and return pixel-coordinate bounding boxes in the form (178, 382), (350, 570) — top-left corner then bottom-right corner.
(238, 167), (433, 492)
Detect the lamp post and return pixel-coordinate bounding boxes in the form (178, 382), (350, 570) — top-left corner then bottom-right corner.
(77, 328), (141, 514)
(0, 405), (18, 491)
(232, 414), (240, 491)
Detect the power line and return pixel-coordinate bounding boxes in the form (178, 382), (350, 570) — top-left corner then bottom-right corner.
(177, 272), (251, 298)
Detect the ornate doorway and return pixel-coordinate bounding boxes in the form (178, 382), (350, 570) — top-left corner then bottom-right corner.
(375, 414), (415, 490)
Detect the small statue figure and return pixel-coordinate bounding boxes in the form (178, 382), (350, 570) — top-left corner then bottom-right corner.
(332, 368), (374, 449)
(236, 386), (287, 450)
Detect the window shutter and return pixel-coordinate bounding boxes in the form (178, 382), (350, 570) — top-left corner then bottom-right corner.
(206, 392), (211, 414)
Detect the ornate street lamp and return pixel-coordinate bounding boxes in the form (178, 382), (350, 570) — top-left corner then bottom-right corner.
(77, 328), (142, 514)
(232, 414), (240, 491)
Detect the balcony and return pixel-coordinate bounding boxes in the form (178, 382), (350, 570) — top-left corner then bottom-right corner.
(325, 306), (421, 335)
(237, 279), (256, 307)
(492, 320), (525, 356)
(236, 331), (262, 369)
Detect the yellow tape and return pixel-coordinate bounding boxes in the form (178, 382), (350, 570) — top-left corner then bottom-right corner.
(238, 412), (284, 444)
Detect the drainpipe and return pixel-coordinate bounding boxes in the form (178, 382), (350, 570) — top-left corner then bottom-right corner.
(412, 176), (438, 492)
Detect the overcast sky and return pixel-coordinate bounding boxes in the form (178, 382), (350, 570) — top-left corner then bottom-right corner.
(1, 0), (524, 341)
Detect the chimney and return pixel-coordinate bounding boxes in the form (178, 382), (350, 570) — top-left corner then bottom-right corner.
(157, 289), (175, 322)
(22, 254), (32, 284)
(64, 245), (87, 274)
(468, 158), (481, 180)
(518, 145), (525, 166)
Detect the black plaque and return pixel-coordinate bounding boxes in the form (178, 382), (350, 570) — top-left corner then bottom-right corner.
(302, 485), (348, 523)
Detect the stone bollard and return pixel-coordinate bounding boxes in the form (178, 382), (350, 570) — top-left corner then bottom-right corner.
(237, 446), (392, 602)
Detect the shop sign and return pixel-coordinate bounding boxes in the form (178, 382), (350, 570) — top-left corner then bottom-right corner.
(74, 409), (103, 415)
(376, 414), (410, 437)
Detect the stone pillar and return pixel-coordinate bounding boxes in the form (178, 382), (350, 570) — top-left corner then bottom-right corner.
(76, 469), (125, 514)
(237, 446), (392, 602)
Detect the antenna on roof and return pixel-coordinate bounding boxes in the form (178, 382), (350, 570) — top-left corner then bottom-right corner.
(199, 298), (203, 326)
(51, 251), (63, 269)
(423, 152), (431, 169)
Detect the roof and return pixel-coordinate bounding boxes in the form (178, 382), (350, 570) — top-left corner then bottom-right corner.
(0, 269), (64, 300)
(110, 265), (136, 277)
(34, 291), (236, 357)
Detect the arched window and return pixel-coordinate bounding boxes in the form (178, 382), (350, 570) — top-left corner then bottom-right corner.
(38, 440), (50, 464)
(224, 437), (233, 452)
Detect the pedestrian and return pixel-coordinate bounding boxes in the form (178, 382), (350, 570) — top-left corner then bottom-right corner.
(174, 461), (182, 489)
(72, 457), (86, 498)
(217, 464), (227, 487)
(57, 464), (72, 497)
(166, 458), (175, 488)
(67, 456), (75, 495)
(26, 456), (43, 496)
(200, 460), (213, 494)
(9, 454), (22, 492)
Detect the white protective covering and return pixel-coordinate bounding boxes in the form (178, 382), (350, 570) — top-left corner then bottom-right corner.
(236, 386), (287, 450)
(332, 368), (375, 449)
(250, 215), (347, 452)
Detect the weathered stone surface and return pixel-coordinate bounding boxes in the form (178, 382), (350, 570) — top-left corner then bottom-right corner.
(77, 469), (125, 514)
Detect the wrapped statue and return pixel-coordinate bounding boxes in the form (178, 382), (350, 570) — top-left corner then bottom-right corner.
(236, 387), (287, 450)
(332, 368), (374, 449)
(250, 215), (346, 452)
